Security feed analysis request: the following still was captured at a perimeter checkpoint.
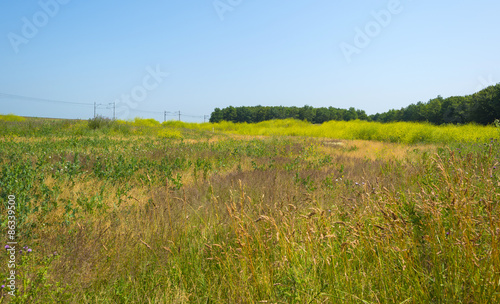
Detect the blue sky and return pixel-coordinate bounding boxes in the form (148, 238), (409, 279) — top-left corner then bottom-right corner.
(1, 0), (499, 122)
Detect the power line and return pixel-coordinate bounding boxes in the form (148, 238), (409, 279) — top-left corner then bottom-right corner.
(129, 109), (163, 115)
(0, 92), (93, 106)
(0, 91), (209, 122)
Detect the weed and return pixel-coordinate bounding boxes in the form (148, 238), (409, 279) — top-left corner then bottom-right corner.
(0, 118), (498, 302)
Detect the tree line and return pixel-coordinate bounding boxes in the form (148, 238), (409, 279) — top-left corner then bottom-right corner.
(209, 84), (500, 125)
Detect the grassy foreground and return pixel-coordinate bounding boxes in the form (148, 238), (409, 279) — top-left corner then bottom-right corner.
(0, 116), (499, 302)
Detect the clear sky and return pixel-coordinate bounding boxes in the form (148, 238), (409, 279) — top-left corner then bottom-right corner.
(1, 0), (499, 122)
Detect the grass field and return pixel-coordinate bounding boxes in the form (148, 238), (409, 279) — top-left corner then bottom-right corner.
(1, 115), (499, 303)
(2, 114), (499, 144)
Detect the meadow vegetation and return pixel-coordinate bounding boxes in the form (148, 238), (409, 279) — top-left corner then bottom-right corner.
(1, 115), (498, 144)
(0, 115), (499, 303)
(202, 119), (499, 144)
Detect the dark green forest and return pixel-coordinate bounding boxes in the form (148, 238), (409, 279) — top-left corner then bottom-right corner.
(210, 84), (500, 125)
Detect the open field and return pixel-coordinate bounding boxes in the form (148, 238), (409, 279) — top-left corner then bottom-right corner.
(1, 114), (499, 144)
(1, 116), (500, 303)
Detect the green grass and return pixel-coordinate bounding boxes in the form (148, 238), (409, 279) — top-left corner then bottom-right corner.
(2, 115), (499, 144)
(0, 117), (499, 303)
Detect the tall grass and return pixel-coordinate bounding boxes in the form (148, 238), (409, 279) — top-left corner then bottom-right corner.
(0, 120), (499, 302)
(200, 119), (498, 144)
(1, 115), (497, 144)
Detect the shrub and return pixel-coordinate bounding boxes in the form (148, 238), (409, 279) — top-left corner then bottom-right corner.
(157, 128), (183, 139)
(88, 115), (113, 130)
(0, 113), (26, 122)
(132, 117), (160, 127)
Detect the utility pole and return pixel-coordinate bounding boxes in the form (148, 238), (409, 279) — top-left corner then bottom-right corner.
(164, 111), (167, 123)
(94, 102), (96, 118)
(113, 102), (116, 120)
(178, 111), (181, 121)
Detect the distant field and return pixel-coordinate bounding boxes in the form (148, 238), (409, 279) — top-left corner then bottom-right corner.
(0, 115), (499, 303)
(2, 114), (498, 144)
(198, 119), (500, 144)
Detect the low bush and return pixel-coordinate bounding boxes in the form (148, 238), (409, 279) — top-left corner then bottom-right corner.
(87, 115), (114, 130)
(0, 113), (26, 122)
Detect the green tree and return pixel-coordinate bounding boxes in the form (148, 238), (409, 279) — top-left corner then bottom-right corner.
(209, 108), (223, 123)
(222, 106), (237, 122)
(344, 107), (358, 121)
(299, 105), (316, 122)
(236, 107), (252, 123)
(314, 107), (330, 123)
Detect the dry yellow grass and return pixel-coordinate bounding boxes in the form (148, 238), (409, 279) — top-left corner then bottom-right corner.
(2, 123), (499, 302)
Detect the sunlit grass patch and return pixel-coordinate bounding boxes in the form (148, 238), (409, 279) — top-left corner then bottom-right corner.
(1, 116), (497, 144)
(199, 119), (499, 144)
(156, 128), (183, 139)
(0, 113), (26, 122)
